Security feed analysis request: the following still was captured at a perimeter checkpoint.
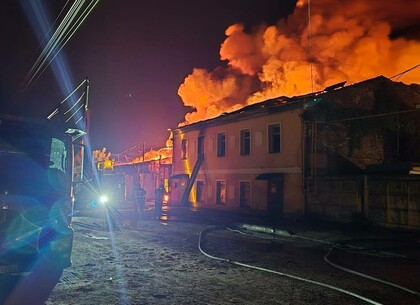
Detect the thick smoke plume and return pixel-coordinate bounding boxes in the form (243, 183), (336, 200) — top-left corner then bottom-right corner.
(178, 0), (420, 125)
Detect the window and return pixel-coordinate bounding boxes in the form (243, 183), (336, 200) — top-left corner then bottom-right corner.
(217, 132), (226, 157)
(196, 181), (205, 203)
(216, 181), (226, 205)
(268, 123), (281, 153)
(198, 136), (204, 156)
(181, 139), (188, 160)
(0, 132), (69, 195)
(50, 138), (67, 173)
(239, 182), (251, 207)
(240, 129), (251, 155)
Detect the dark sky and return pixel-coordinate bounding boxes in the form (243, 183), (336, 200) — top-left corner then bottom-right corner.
(0, 0), (296, 153)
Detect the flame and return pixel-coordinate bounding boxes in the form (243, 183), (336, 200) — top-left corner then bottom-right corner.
(178, 0), (420, 125)
(115, 131), (173, 166)
(133, 131), (173, 164)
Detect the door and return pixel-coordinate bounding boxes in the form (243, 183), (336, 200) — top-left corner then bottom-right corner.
(267, 178), (284, 222)
(239, 181), (251, 207)
(170, 175), (189, 206)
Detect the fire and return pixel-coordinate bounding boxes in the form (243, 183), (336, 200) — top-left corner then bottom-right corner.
(178, 0), (420, 125)
(125, 147), (172, 165)
(131, 132), (173, 164)
(115, 131), (173, 165)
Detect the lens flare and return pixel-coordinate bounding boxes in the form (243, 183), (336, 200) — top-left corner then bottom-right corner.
(99, 195), (109, 204)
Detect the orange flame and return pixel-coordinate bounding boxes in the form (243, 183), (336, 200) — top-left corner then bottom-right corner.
(178, 0), (420, 125)
(116, 131), (173, 166)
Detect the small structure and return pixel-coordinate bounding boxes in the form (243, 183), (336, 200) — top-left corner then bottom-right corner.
(303, 76), (420, 230)
(112, 146), (172, 204)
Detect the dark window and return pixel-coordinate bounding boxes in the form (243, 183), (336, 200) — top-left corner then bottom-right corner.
(240, 182), (251, 207)
(216, 181), (226, 205)
(217, 133), (226, 157)
(240, 129), (251, 156)
(196, 181), (205, 203)
(181, 139), (188, 160)
(268, 123), (281, 153)
(198, 136), (204, 156)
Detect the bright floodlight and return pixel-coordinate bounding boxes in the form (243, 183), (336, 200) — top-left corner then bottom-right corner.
(99, 195), (109, 204)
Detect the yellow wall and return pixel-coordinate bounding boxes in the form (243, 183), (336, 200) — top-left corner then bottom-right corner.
(172, 109), (304, 215)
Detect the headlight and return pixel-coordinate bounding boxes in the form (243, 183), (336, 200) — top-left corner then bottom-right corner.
(99, 195), (109, 204)
(91, 194), (110, 208)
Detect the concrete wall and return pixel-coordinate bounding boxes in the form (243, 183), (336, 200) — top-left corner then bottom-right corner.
(305, 176), (362, 222)
(368, 176), (420, 230)
(305, 175), (420, 230)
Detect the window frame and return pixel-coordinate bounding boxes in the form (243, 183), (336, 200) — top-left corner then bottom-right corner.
(268, 123), (281, 153)
(181, 139), (188, 160)
(240, 128), (251, 156)
(216, 180), (226, 205)
(217, 132), (226, 157)
(196, 180), (205, 203)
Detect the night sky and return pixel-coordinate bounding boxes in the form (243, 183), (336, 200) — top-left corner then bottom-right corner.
(0, 0), (297, 154)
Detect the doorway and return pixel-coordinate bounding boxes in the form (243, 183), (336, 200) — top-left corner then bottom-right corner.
(267, 177), (284, 222)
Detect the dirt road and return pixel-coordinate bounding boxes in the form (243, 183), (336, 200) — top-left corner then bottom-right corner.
(42, 208), (420, 305)
(3, 206), (419, 305)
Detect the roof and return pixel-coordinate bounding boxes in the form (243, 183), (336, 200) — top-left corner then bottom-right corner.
(174, 76), (400, 133)
(175, 97), (305, 133)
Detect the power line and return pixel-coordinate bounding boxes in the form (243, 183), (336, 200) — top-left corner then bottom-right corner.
(21, 0), (100, 94)
(390, 63), (420, 81)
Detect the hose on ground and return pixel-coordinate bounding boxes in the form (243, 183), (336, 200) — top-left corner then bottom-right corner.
(199, 227), (383, 305)
(323, 247), (419, 296)
(230, 225), (420, 296)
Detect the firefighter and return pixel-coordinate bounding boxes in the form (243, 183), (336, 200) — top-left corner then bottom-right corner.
(154, 184), (165, 220)
(134, 182), (146, 220)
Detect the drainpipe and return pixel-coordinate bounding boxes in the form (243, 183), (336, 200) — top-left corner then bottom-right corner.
(302, 120), (307, 215)
(363, 174), (369, 219)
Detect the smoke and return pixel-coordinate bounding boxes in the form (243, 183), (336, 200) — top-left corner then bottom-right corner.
(177, 66), (258, 125)
(178, 0), (420, 125)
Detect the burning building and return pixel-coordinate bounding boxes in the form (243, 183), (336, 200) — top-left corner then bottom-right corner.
(170, 0), (419, 229)
(111, 141), (173, 203)
(177, 0), (420, 126)
(171, 76), (420, 230)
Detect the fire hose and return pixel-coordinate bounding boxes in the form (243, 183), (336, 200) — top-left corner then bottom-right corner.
(198, 226), (419, 305)
(228, 225), (420, 296)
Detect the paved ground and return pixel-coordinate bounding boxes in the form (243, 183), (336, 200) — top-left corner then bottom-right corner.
(2, 204), (420, 305)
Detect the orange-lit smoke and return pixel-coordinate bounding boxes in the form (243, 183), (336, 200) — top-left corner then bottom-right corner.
(178, 0), (420, 125)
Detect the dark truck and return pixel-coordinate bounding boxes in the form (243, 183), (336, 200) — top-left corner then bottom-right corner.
(0, 114), (86, 277)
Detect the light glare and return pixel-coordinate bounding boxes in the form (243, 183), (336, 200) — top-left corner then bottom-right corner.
(99, 195), (108, 204)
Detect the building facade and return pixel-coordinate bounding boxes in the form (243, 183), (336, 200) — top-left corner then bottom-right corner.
(170, 99), (305, 220)
(170, 76), (420, 229)
(302, 77), (420, 230)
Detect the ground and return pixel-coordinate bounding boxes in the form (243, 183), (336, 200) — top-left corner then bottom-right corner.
(3, 206), (420, 305)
